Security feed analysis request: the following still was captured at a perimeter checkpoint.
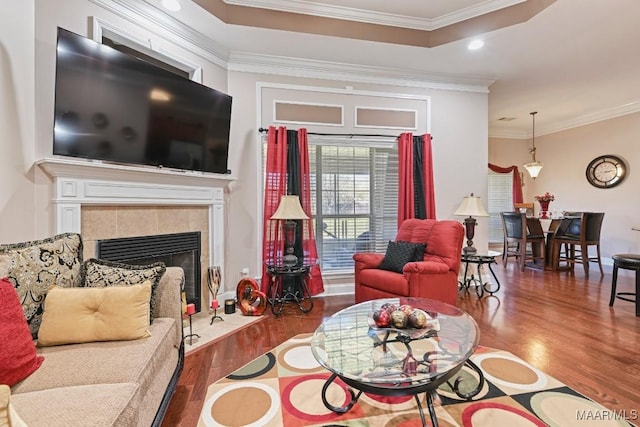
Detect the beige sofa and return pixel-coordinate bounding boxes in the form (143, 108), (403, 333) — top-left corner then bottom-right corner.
(1, 234), (184, 427)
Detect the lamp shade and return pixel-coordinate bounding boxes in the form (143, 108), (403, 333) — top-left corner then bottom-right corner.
(454, 194), (489, 217)
(270, 195), (309, 220)
(523, 111), (542, 179)
(523, 161), (543, 179)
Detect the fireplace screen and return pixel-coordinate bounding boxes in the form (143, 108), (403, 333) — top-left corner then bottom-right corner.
(96, 232), (202, 312)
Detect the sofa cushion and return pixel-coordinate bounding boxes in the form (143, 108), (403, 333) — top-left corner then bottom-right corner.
(81, 258), (166, 323)
(12, 318), (177, 395)
(379, 241), (426, 273)
(0, 233), (83, 338)
(11, 383), (140, 427)
(37, 282), (152, 347)
(0, 385), (27, 427)
(0, 278), (44, 387)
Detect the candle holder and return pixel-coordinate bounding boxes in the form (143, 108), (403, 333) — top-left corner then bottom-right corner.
(209, 299), (224, 324)
(184, 303), (200, 345)
(207, 266), (223, 325)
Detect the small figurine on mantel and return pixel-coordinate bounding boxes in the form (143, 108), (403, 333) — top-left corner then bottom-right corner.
(208, 266), (223, 324)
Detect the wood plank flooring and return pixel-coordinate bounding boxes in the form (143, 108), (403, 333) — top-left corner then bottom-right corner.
(162, 260), (640, 427)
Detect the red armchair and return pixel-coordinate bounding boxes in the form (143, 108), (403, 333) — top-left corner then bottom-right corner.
(353, 219), (464, 306)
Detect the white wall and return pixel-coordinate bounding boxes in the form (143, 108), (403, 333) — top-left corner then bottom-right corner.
(0, 1), (37, 242)
(489, 112), (640, 262)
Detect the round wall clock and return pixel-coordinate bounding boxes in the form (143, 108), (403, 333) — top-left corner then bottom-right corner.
(585, 155), (627, 188)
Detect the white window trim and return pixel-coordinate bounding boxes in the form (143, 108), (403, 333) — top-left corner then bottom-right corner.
(256, 81), (431, 276)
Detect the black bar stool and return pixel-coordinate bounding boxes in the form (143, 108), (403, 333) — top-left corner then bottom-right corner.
(609, 254), (640, 316)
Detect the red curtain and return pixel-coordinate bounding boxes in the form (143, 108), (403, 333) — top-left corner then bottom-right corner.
(398, 133), (436, 228)
(398, 133), (415, 227)
(421, 134), (437, 219)
(488, 163), (523, 203)
(297, 129), (324, 295)
(261, 126), (288, 292)
(260, 127), (324, 295)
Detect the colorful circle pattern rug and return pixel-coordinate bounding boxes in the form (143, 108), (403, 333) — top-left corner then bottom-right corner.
(199, 335), (636, 427)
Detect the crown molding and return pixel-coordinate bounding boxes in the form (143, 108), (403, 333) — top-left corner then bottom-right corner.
(228, 52), (495, 93)
(222, 0), (525, 31)
(89, 0), (230, 68)
(489, 100), (640, 139)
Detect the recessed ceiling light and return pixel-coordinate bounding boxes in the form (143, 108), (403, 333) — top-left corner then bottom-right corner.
(161, 0), (181, 12)
(468, 39), (484, 50)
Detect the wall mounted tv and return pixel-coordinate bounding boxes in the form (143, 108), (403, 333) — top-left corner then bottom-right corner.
(53, 27), (232, 174)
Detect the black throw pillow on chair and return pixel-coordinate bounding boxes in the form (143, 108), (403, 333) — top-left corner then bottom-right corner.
(379, 241), (426, 273)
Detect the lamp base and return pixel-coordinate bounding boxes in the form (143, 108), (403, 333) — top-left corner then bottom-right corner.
(462, 216), (478, 255)
(463, 245), (477, 254)
(282, 253), (298, 268)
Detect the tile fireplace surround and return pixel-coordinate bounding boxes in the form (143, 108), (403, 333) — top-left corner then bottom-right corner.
(37, 157), (235, 304)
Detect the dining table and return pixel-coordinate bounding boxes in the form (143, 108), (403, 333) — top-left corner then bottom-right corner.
(527, 215), (581, 271)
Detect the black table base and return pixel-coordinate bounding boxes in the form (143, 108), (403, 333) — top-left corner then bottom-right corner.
(320, 359), (485, 427)
(459, 254), (501, 297)
(266, 265), (314, 315)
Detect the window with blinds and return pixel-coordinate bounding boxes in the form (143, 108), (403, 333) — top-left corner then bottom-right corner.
(487, 170), (514, 243)
(263, 136), (398, 273)
(309, 139), (398, 272)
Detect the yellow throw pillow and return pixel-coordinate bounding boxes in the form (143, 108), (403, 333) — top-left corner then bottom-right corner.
(37, 281), (152, 347)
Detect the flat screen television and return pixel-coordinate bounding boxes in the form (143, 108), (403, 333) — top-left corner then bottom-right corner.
(53, 27), (232, 174)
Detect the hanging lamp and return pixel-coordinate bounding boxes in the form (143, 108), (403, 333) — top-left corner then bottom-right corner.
(523, 111), (542, 179)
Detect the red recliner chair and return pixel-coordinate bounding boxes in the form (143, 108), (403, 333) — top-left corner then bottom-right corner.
(353, 219), (464, 306)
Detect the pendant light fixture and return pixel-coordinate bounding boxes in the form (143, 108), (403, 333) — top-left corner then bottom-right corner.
(523, 111), (543, 179)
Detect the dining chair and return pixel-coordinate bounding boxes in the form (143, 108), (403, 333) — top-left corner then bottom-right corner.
(551, 212), (605, 277)
(501, 212), (546, 271)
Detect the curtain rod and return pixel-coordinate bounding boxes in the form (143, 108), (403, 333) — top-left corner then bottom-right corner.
(257, 127), (400, 139)
(258, 128), (434, 140)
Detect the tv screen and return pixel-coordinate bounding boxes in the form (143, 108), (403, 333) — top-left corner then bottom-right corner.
(53, 27), (232, 174)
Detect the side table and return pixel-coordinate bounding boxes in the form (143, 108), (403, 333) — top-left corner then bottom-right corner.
(459, 251), (501, 297)
(266, 264), (314, 315)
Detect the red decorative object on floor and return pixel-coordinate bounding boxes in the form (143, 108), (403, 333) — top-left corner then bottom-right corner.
(236, 278), (267, 316)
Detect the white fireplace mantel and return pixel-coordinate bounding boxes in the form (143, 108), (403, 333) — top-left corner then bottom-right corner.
(37, 157), (236, 270)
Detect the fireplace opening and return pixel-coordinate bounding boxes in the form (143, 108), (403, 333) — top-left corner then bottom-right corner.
(96, 232), (202, 312)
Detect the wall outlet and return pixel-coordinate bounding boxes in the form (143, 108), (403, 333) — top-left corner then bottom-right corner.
(241, 268), (249, 277)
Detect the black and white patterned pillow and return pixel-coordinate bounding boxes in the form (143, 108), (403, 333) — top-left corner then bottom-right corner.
(378, 241), (426, 273)
(0, 233), (83, 338)
(80, 258), (166, 323)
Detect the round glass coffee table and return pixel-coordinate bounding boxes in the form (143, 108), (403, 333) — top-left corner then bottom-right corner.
(310, 297), (484, 427)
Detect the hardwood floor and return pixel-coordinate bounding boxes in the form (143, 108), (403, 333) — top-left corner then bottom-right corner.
(162, 260), (640, 426)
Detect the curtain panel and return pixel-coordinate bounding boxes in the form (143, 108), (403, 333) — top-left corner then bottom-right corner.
(261, 126), (324, 295)
(261, 126), (288, 291)
(398, 133), (436, 227)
